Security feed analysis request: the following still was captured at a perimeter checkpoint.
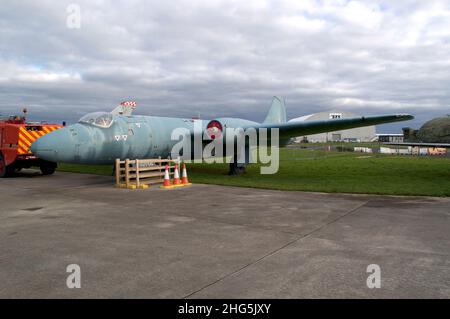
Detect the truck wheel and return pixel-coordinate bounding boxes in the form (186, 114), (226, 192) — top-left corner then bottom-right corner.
(0, 154), (14, 178)
(0, 155), (6, 177)
(40, 161), (57, 175)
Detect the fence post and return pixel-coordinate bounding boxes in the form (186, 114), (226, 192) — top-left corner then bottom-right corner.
(125, 159), (130, 188)
(135, 159), (140, 188)
(158, 156), (162, 179)
(115, 159), (120, 186)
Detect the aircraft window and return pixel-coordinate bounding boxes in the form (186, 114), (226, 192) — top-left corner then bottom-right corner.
(79, 112), (113, 128)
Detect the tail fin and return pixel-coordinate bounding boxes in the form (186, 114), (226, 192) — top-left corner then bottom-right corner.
(263, 96), (287, 124)
(111, 101), (137, 116)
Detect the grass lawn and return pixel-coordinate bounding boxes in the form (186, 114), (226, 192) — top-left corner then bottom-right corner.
(58, 148), (450, 197)
(58, 163), (113, 176)
(290, 142), (386, 148)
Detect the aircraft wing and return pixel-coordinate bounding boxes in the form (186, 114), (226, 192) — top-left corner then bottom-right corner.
(383, 142), (450, 148)
(198, 114), (414, 147)
(257, 114), (414, 139)
(195, 97), (414, 145)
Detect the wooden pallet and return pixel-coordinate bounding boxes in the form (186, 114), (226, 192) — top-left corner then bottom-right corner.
(115, 157), (180, 189)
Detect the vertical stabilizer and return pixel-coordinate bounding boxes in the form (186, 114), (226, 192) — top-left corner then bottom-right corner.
(111, 101), (137, 116)
(263, 96), (287, 124)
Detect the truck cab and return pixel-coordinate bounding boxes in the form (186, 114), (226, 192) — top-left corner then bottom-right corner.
(0, 115), (62, 177)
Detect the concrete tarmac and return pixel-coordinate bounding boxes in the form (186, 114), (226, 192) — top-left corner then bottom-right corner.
(0, 170), (449, 298)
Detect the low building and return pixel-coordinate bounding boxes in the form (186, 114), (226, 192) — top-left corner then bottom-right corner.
(376, 134), (404, 143)
(289, 110), (376, 143)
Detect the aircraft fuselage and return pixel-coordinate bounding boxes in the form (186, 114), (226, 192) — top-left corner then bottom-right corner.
(31, 115), (208, 164)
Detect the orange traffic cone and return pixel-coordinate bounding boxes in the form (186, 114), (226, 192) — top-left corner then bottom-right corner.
(173, 163), (181, 186)
(181, 163), (192, 186)
(160, 165), (174, 189)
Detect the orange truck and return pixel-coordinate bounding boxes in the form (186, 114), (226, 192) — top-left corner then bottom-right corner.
(0, 114), (62, 177)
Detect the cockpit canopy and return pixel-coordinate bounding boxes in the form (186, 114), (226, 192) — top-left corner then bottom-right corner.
(79, 112), (113, 128)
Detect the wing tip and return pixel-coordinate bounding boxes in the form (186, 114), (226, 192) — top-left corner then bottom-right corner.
(396, 114), (415, 120)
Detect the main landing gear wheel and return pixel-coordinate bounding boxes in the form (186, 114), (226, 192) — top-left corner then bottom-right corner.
(228, 160), (247, 175)
(40, 161), (57, 175)
(228, 148), (249, 175)
(228, 162), (247, 175)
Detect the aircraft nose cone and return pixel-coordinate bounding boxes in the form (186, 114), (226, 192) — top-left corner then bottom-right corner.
(31, 127), (75, 162)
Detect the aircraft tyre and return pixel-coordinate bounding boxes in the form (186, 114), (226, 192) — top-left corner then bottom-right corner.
(40, 160), (57, 175)
(228, 162), (246, 175)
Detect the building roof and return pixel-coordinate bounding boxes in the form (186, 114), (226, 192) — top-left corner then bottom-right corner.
(288, 114), (314, 122)
(288, 110), (360, 123)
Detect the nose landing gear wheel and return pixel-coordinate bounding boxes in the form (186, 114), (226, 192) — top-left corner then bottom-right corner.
(40, 161), (57, 175)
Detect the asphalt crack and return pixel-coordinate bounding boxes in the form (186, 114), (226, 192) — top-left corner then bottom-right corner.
(183, 200), (370, 298)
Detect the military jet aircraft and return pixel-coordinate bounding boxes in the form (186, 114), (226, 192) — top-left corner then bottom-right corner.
(31, 97), (414, 174)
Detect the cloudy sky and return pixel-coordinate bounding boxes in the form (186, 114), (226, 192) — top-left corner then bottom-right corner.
(1, 0), (450, 132)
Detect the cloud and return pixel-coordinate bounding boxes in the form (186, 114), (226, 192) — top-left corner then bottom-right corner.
(0, 0), (449, 132)
(0, 61), (81, 83)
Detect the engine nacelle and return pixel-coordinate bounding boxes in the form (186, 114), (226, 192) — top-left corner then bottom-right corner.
(206, 120), (223, 140)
